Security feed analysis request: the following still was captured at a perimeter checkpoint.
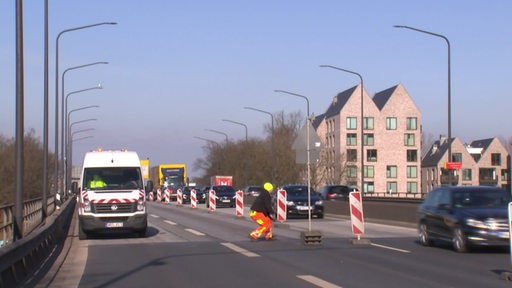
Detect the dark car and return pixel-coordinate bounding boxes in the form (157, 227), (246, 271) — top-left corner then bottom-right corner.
(319, 185), (358, 201)
(418, 186), (510, 252)
(205, 185), (236, 208)
(276, 184), (324, 218)
(243, 185), (265, 197)
(182, 186), (205, 204)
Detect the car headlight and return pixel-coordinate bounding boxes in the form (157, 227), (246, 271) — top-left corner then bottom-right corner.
(83, 199), (91, 212)
(315, 200), (323, 205)
(286, 201), (295, 206)
(466, 218), (487, 229)
(137, 196), (145, 211)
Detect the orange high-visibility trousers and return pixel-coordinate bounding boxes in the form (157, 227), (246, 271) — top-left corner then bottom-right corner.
(249, 210), (272, 239)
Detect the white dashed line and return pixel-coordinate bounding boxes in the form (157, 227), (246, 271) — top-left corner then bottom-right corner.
(185, 228), (205, 236)
(164, 220), (177, 225)
(150, 214), (160, 218)
(371, 243), (410, 253)
(221, 242), (260, 257)
(297, 275), (342, 288)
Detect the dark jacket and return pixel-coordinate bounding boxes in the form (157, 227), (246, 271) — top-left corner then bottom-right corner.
(250, 190), (274, 217)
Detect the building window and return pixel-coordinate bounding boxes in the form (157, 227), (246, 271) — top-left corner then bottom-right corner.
(387, 182), (397, 193)
(404, 134), (415, 146)
(346, 117), (357, 130)
(387, 165), (397, 178)
(407, 182), (418, 193)
(347, 133), (357, 146)
(364, 133), (374, 146)
(491, 153), (501, 166)
(462, 169), (472, 181)
(364, 182), (374, 193)
(367, 149), (377, 162)
(386, 117), (397, 130)
(452, 153), (462, 162)
(479, 168), (496, 181)
(347, 165), (357, 178)
(347, 149), (357, 162)
(407, 166), (417, 178)
(364, 165), (374, 178)
(501, 169), (508, 181)
(407, 149), (417, 162)
(363, 117), (374, 130)
(406, 117), (417, 130)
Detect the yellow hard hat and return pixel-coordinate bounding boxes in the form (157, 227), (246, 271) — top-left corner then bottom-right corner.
(263, 182), (273, 192)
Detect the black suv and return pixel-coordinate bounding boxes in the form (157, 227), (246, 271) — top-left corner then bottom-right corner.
(205, 185), (236, 208)
(418, 186), (510, 252)
(319, 185), (358, 201)
(276, 184), (324, 218)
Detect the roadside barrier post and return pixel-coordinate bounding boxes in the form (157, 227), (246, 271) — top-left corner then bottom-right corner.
(190, 189), (197, 209)
(164, 188), (170, 204)
(235, 190), (243, 217)
(277, 189), (287, 223)
(349, 190), (371, 245)
(176, 188), (183, 206)
(156, 188), (162, 202)
(209, 190), (216, 212)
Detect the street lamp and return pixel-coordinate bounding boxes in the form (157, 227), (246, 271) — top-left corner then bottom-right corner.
(194, 136), (219, 145)
(204, 129), (229, 145)
(274, 89), (313, 231)
(244, 106), (275, 185)
(222, 119), (248, 142)
(61, 61), (108, 171)
(54, 22), (116, 195)
(222, 119), (248, 186)
(67, 118), (97, 186)
(63, 85), (102, 190)
(393, 25), (453, 185)
(319, 64), (365, 192)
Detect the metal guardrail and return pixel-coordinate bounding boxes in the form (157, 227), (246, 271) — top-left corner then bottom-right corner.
(0, 195), (57, 248)
(0, 197), (75, 288)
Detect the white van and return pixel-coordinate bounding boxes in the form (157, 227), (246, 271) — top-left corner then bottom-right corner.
(75, 149), (153, 239)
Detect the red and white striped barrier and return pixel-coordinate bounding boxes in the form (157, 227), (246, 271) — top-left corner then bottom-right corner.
(156, 188), (162, 202)
(148, 191), (153, 201)
(277, 189), (287, 222)
(208, 189), (216, 212)
(176, 188), (183, 206)
(190, 189), (197, 208)
(164, 188), (170, 204)
(349, 191), (365, 239)
(235, 190), (243, 217)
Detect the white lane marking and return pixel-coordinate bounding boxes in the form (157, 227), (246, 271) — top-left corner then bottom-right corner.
(185, 228), (205, 236)
(221, 242), (260, 257)
(371, 243), (410, 253)
(297, 275), (342, 288)
(164, 220), (177, 225)
(150, 214), (160, 218)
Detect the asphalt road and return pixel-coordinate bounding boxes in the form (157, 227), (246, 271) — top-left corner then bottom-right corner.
(37, 200), (512, 288)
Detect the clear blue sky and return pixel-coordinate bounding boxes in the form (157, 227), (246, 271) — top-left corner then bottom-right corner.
(1, 1), (511, 179)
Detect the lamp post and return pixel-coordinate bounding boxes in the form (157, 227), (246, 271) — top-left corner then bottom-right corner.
(63, 85), (102, 191)
(222, 119), (248, 142)
(54, 22), (116, 195)
(194, 136), (222, 175)
(61, 62), (107, 172)
(205, 129), (229, 145)
(319, 64), (365, 192)
(67, 118), (97, 187)
(222, 119), (248, 186)
(274, 89), (313, 231)
(194, 136), (219, 145)
(393, 25), (452, 185)
(244, 106), (275, 185)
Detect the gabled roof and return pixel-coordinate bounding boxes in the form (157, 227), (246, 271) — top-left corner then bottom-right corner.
(421, 137), (454, 167)
(469, 138), (494, 153)
(324, 85), (358, 118)
(312, 113), (325, 129)
(373, 85), (399, 110)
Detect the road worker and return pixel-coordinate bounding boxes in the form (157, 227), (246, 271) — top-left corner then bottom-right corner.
(249, 182), (275, 240)
(89, 174), (107, 189)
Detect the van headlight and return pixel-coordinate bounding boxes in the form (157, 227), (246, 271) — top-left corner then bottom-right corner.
(83, 199), (91, 212)
(137, 197), (145, 211)
(315, 200), (323, 206)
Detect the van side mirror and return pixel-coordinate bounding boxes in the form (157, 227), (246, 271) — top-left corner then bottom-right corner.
(71, 182), (78, 194)
(145, 180), (154, 194)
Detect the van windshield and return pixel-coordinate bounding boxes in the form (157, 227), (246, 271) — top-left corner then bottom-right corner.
(83, 167), (142, 190)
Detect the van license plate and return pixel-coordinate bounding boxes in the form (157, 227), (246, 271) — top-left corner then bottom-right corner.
(106, 222), (123, 228)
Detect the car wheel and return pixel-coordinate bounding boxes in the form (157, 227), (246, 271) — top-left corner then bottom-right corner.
(453, 227), (468, 253)
(78, 222), (88, 240)
(418, 222), (431, 246)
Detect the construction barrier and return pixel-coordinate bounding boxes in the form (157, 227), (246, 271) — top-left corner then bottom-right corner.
(148, 191), (153, 201)
(164, 189), (170, 204)
(190, 189), (197, 208)
(349, 191), (365, 239)
(277, 189), (287, 222)
(209, 190), (216, 212)
(156, 188), (162, 202)
(176, 188), (183, 206)
(235, 190), (243, 217)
